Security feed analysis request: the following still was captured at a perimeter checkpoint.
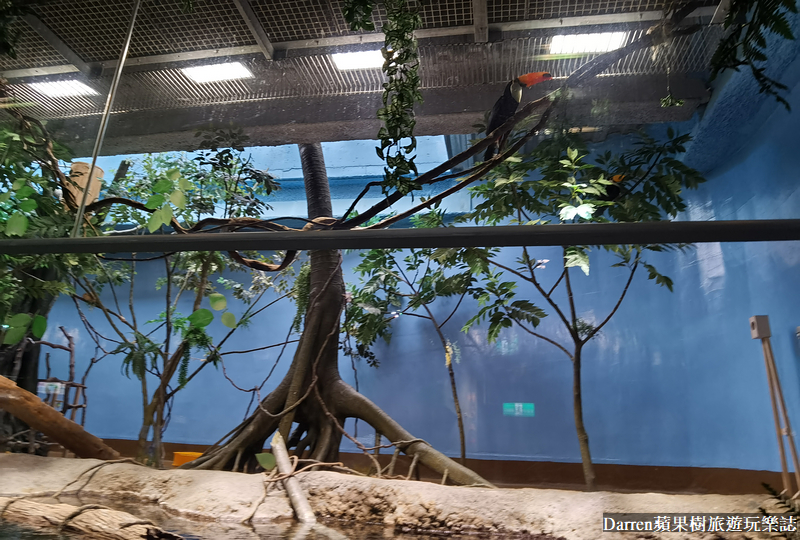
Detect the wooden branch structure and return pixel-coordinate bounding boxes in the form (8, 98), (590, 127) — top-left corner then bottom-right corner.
(0, 375), (120, 460)
(0, 497), (183, 540)
(271, 432), (316, 524)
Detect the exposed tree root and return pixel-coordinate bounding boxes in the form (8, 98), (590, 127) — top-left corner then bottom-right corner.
(186, 375), (491, 487)
(335, 381), (493, 487)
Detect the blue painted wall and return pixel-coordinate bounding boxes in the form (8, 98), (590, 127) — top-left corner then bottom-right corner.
(41, 64), (800, 474)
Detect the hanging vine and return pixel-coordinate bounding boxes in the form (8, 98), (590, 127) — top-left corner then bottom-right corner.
(343, 0), (424, 195)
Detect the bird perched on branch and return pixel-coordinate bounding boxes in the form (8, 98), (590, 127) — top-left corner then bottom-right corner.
(596, 174), (626, 216)
(484, 71), (552, 161)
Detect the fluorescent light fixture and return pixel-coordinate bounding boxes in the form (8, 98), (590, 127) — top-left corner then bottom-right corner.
(549, 32), (627, 54)
(331, 50), (384, 70)
(28, 80), (98, 97)
(181, 62), (253, 83)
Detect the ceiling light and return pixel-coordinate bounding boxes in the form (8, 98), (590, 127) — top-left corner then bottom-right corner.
(28, 80), (98, 97)
(181, 62), (253, 83)
(549, 32), (627, 54)
(331, 50), (384, 70)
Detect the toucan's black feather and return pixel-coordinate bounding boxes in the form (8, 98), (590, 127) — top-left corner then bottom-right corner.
(484, 81), (521, 161)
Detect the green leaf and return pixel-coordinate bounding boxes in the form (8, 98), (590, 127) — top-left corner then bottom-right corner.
(166, 168), (181, 181)
(221, 311), (237, 328)
(145, 194), (165, 209)
(8, 313), (31, 327)
(564, 247), (590, 276)
(18, 198), (37, 212)
(15, 185), (34, 198)
(31, 315), (47, 339)
(0, 191), (10, 203)
(255, 452), (276, 471)
(178, 177), (192, 191)
(3, 326), (26, 345)
(147, 211), (163, 233)
(169, 189), (186, 209)
(208, 293), (227, 311)
(188, 308), (213, 328)
(5, 212), (28, 236)
(575, 203), (596, 219)
(161, 204), (173, 224)
(559, 205), (578, 221)
(153, 178), (173, 194)
(11, 179), (25, 190)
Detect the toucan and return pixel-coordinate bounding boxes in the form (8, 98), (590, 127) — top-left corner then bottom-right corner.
(596, 174), (626, 216)
(484, 71), (552, 161)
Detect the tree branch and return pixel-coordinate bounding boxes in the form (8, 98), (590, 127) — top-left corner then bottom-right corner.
(584, 259), (639, 343)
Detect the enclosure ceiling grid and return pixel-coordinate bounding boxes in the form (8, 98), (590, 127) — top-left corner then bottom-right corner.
(487, 0), (719, 22)
(32, 0), (256, 63)
(10, 28), (717, 120)
(0, 20), (67, 70)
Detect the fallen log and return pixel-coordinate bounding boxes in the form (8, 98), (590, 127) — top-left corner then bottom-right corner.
(0, 497), (183, 540)
(0, 375), (120, 460)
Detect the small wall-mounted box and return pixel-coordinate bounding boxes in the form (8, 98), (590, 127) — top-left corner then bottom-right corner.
(750, 315), (771, 339)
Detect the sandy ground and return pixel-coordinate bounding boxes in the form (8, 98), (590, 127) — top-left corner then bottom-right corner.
(0, 454), (789, 540)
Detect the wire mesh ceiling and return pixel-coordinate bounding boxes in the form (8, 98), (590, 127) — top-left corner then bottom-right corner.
(2, 0), (721, 121)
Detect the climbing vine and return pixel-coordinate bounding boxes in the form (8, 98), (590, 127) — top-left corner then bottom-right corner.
(343, 0), (424, 195)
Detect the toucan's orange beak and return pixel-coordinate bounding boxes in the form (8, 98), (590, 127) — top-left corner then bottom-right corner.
(517, 71), (552, 87)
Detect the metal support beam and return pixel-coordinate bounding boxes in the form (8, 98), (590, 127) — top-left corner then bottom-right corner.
(0, 220), (798, 255)
(231, 0), (274, 60)
(473, 0), (488, 43)
(711, 0), (731, 25)
(22, 15), (90, 74)
(488, 6), (716, 32)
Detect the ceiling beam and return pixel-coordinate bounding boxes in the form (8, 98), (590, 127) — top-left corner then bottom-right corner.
(473, 0), (488, 43)
(230, 0), (274, 60)
(0, 220), (797, 255)
(22, 15), (90, 74)
(0, 64), (78, 79)
(0, 6), (718, 79)
(711, 0), (731, 25)
(489, 5), (716, 32)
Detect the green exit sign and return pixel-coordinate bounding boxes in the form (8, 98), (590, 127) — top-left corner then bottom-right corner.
(503, 402), (534, 417)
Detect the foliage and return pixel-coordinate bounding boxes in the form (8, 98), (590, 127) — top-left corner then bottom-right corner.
(0, 0), (41, 59)
(459, 131), (703, 341)
(342, 0), (424, 195)
(710, 0), (798, 110)
(342, 0), (376, 31)
(103, 129), (279, 231)
(291, 260), (311, 333)
(69, 132), (293, 465)
(660, 93), (685, 108)
(0, 123), (92, 344)
(376, 0), (424, 195)
(344, 208), (473, 364)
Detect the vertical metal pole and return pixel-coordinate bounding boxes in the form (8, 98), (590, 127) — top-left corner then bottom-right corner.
(762, 338), (792, 495)
(70, 0), (143, 238)
(763, 338), (800, 498)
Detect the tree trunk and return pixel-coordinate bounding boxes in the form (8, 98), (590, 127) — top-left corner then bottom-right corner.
(572, 346), (595, 490)
(186, 143), (491, 486)
(0, 374), (120, 460)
